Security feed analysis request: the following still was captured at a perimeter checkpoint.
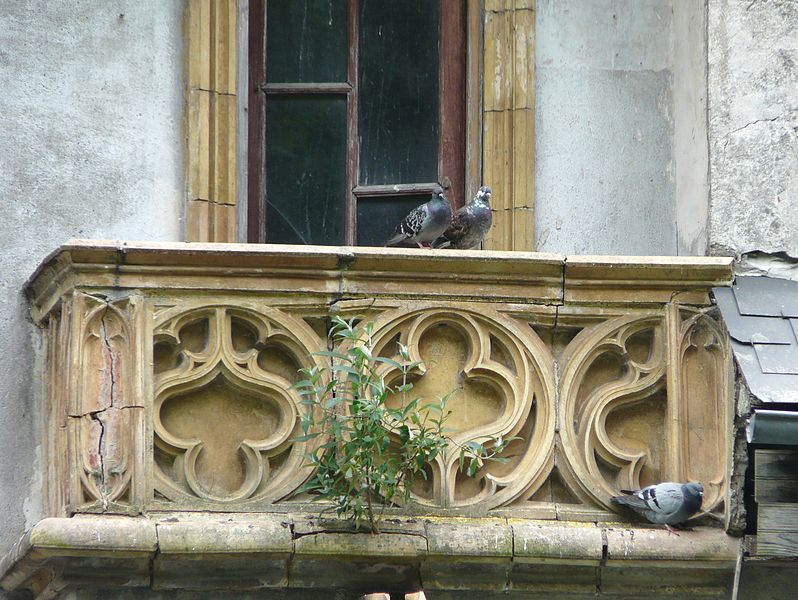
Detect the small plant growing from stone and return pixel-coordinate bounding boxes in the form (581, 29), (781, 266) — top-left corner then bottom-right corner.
(293, 315), (514, 533)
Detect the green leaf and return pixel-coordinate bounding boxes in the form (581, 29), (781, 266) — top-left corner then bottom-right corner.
(291, 379), (318, 389)
(402, 397), (419, 415)
(330, 364), (362, 377)
(372, 356), (404, 370)
(323, 397), (344, 409)
(292, 432), (321, 442)
(353, 345), (372, 359)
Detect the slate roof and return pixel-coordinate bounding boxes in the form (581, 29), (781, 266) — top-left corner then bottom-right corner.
(713, 276), (798, 403)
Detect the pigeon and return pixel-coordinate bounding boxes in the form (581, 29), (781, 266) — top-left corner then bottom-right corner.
(384, 190), (453, 248)
(611, 482), (703, 533)
(432, 186), (492, 249)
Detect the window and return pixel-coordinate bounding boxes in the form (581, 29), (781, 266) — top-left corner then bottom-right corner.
(247, 0), (466, 246)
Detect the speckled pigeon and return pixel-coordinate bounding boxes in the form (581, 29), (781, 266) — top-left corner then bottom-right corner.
(432, 186), (492, 249)
(611, 482), (703, 533)
(384, 190), (452, 248)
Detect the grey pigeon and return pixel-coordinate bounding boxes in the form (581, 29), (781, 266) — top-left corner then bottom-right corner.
(384, 190), (452, 248)
(611, 482), (703, 533)
(432, 186), (492, 249)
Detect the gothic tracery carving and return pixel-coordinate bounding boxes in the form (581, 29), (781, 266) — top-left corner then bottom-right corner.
(559, 315), (669, 507)
(34, 248), (731, 521)
(364, 305), (556, 509)
(152, 304), (327, 504)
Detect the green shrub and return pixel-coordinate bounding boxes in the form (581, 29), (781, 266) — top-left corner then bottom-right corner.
(293, 316), (514, 533)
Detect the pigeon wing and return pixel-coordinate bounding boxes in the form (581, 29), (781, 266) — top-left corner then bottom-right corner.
(611, 490), (651, 513)
(612, 482), (685, 522)
(385, 204), (428, 246)
(433, 208), (471, 248)
(640, 483), (684, 516)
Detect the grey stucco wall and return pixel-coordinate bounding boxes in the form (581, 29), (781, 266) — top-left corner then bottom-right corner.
(535, 0), (677, 256)
(708, 0), (798, 257)
(0, 0), (185, 569)
(673, 1), (710, 256)
(535, 0), (709, 257)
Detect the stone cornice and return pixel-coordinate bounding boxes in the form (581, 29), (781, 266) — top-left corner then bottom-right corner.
(26, 239), (733, 324)
(1, 514), (741, 596)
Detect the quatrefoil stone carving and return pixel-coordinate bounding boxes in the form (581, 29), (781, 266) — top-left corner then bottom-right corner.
(152, 304), (326, 504)
(365, 305), (556, 509)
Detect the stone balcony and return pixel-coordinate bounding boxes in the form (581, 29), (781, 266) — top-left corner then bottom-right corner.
(1, 240), (741, 598)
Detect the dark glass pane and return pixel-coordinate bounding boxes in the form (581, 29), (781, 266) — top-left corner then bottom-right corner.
(358, 0), (439, 185)
(265, 96), (347, 245)
(266, 0), (347, 83)
(356, 194), (432, 246)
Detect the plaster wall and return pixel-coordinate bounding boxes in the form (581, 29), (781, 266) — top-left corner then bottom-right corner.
(0, 0), (185, 573)
(708, 0), (798, 258)
(535, 0), (676, 255)
(673, 1), (710, 256)
(535, 0), (709, 257)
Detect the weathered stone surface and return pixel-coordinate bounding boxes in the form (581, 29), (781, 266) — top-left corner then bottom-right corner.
(0, 516), (157, 594)
(604, 526), (740, 563)
(564, 255), (733, 305)
(293, 531), (426, 560)
(426, 519), (512, 559)
(708, 0), (798, 257)
(155, 515), (293, 555)
(0, 513), (745, 598)
(511, 521), (603, 563)
(26, 516), (157, 556)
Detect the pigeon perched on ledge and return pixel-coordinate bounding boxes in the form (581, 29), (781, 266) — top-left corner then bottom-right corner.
(432, 185), (492, 249)
(611, 482), (703, 534)
(384, 190), (453, 248)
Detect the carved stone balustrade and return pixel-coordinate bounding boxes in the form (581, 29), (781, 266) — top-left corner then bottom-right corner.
(2, 240), (741, 598)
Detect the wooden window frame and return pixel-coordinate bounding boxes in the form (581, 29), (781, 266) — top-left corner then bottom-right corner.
(183, 0), (535, 251)
(246, 0), (466, 245)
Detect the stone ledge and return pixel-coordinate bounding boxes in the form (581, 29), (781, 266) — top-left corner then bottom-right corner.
(25, 239), (733, 323)
(1, 514), (742, 598)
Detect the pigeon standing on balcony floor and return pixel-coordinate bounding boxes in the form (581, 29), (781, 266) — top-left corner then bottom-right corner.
(384, 190), (452, 248)
(432, 186), (492, 249)
(611, 482), (703, 533)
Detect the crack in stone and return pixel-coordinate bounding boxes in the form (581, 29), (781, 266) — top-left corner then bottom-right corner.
(149, 524), (161, 589)
(596, 528), (609, 594)
(724, 115), (781, 141)
(291, 528), (429, 541)
(95, 302), (118, 510)
(721, 116), (783, 158)
(90, 409), (107, 509)
(195, 87), (236, 97)
(507, 521), (515, 593)
(189, 197), (236, 207)
(490, 206), (534, 212)
(285, 521), (296, 589)
(335, 251), (356, 298)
